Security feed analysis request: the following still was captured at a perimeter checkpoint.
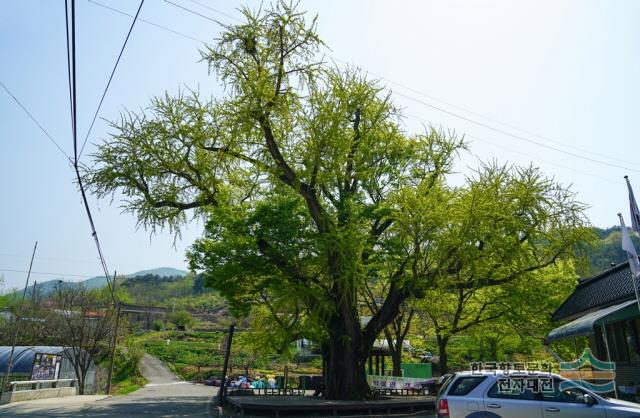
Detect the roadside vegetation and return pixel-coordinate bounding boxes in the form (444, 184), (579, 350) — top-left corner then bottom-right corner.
(108, 339), (148, 395)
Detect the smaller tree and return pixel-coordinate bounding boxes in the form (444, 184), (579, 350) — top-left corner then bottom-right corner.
(418, 260), (582, 374)
(194, 353), (211, 375)
(413, 164), (591, 374)
(46, 284), (115, 394)
(0, 282), (55, 347)
(363, 290), (415, 376)
(231, 347), (259, 377)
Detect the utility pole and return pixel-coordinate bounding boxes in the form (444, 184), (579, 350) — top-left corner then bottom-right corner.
(105, 271), (120, 395)
(31, 281), (37, 304)
(217, 323), (235, 407)
(4, 241), (37, 391)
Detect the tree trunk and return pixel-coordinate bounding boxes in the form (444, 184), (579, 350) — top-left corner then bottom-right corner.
(323, 313), (370, 400)
(77, 367), (85, 395)
(384, 330), (403, 377)
(390, 347), (402, 377)
(437, 335), (449, 376)
(488, 337), (499, 361)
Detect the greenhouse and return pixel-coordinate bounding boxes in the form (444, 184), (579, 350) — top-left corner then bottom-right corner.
(0, 346), (97, 394)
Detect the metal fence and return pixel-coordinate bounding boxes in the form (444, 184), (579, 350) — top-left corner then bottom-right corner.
(7, 379), (77, 392)
(373, 387), (430, 397)
(0, 375), (30, 394)
(250, 387), (306, 396)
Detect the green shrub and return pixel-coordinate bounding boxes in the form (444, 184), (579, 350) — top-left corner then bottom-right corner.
(169, 310), (196, 330)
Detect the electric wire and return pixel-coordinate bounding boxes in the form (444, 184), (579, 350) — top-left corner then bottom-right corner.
(393, 90), (640, 174)
(328, 54), (638, 167)
(469, 134), (620, 185)
(187, 0), (242, 23)
(78, 0), (144, 159)
(89, 0), (635, 182)
(162, 0), (219, 23)
(66, 0), (118, 305)
(404, 111), (620, 185)
(65, 0), (75, 146)
(159, 0), (639, 174)
(86, 0), (206, 44)
(0, 268), (94, 278)
(0, 80), (71, 162)
(0, 252), (102, 265)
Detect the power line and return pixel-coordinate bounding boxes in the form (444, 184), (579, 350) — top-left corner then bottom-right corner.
(328, 54), (637, 167)
(86, 0), (206, 44)
(0, 268), (93, 278)
(468, 134), (620, 185)
(65, 0), (75, 147)
(404, 112), (620, 185)
(66, 0), (117, 306)
(0, 253), (102, 265)
(174, 0), (639, 172)
(0, 80), (71, 162)
(394, 90), (640, 174)
(187, 0), (241, 23)
(162, 0), (219, 24)
(93, 0), (638, 178)
(78, 0), (145, 159)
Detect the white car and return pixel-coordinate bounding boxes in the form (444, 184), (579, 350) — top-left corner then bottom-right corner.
(436, 370), (640, 418)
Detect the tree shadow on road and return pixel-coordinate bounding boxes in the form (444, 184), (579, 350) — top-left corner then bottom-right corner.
(0, 395), (216, 418)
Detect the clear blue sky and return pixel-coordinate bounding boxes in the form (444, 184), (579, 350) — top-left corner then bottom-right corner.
(2, 0), (640, 290)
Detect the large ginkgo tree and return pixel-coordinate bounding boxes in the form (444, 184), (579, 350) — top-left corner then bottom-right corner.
(85, 2), (590, 399)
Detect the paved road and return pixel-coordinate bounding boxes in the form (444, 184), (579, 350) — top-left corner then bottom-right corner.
(0, 354), (218, 417)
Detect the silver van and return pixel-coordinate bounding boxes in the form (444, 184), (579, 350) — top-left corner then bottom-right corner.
(436, 370), (640, 418)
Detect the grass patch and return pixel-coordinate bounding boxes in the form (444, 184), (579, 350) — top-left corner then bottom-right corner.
(106, 337), (147, 395)
(113, 375), (148, 395)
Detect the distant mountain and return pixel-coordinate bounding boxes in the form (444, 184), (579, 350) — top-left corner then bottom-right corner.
(128, 267), (188, 278)
(17, 267), (188, 296)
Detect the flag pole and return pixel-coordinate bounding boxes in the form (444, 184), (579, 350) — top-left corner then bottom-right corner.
(618, 213), (640, 314)
(624, 175), (640, 236)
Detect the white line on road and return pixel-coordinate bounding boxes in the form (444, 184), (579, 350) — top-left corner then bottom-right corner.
(144, 382), (192, 387)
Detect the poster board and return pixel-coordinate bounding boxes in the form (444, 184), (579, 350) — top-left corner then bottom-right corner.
(31, 353), (62, 380)
(367, 375), (429, 389)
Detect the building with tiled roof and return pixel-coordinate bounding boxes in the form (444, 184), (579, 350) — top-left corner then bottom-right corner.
(547, 261), (640, 401)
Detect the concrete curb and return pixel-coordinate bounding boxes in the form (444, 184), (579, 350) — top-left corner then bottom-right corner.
(0, 394), (110, 410)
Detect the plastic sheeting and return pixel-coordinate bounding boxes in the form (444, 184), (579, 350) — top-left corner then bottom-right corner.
(0, 346), (65, 375)
(0, 346), (97, 394)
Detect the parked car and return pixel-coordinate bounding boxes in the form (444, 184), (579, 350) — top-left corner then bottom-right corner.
(436, 370), (640, 418)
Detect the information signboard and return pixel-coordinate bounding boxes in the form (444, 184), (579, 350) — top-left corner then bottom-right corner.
(31, 353), (62, 380)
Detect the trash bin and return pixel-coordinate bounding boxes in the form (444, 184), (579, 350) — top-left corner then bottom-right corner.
(298, 375), (312, 390)
(310, 375), (323, 390)
(275, 375), (285, 389)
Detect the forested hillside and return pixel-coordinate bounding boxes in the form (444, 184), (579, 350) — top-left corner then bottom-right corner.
(119, 273), (225, 313)
(585, 226), (640, 275)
